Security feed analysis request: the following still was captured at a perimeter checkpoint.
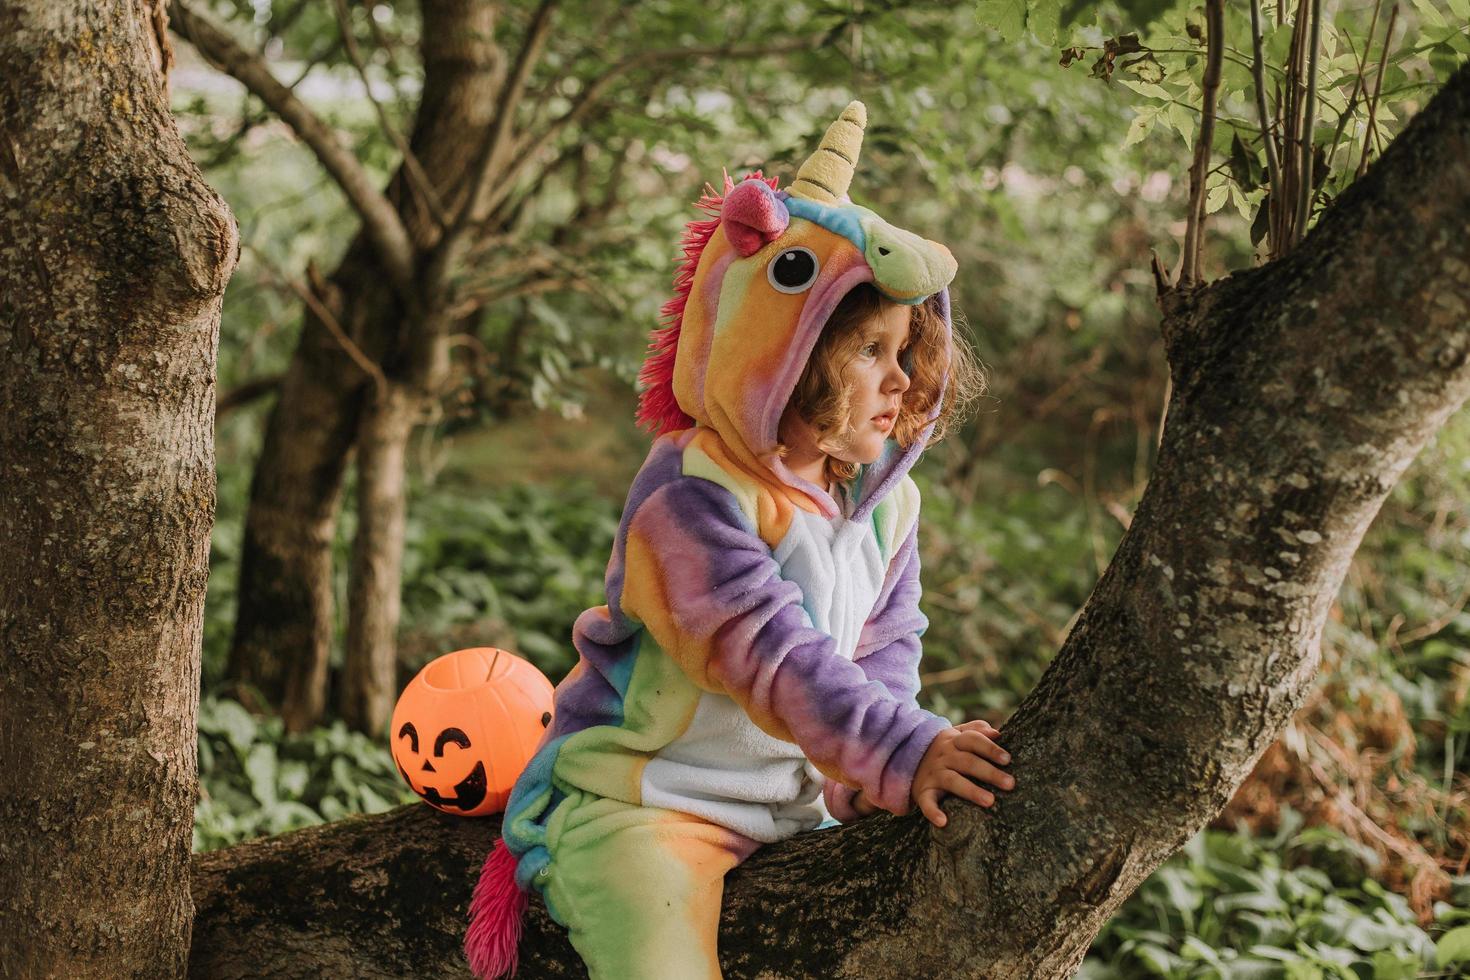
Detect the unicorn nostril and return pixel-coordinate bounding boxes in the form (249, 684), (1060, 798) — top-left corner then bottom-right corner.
(877, 246), (891, 257)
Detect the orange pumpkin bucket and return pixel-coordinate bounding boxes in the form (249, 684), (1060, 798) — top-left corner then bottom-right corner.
(389, 647), (554, 816)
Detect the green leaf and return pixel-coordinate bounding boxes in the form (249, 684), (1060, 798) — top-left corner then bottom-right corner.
(1122, 52), (1165, 83)
(1411, 0), (1448, 27)
(1437, 925), (1470, 966)
(1112, 0), (1182, 29)
(1131, 942), (1183, 975)
(1228, 184), (1253, 223)
(974, 0), (1027, 42)
(1028, 0), (1062, 44)
(277, 759), (311, 798)
(204, 698), (259, 755)
(1205, 181), (1229, 215)
(1220, 959), (1292, 979)
(1166, 102), (1196, 150)
(1228, 131), (1263, 191)
(244, 743), (278, 806)
(1160, 867), (1204, 911)
(1119, 80), (1171, 100)
(359, 783), (394, 815)
(1123, 105), (1160, 147)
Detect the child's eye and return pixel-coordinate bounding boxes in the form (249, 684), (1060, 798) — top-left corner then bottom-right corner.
(860, 342), (879, 356)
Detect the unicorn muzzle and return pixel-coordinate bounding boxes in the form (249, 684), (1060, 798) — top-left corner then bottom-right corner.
(861, 219), (958, 303)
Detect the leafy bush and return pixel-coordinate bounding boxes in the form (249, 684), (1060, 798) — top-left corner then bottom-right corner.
(399, 480), (621, 680)
(1082, 808), (1470, 979)
(195, 694), (416, 852)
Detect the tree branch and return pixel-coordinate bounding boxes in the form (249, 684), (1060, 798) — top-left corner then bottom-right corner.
(170, 1), (417, 294)
(427, 33), (823, 299)
(1356, 4), (1399, 180)
(483, 37), (820, 224)
(1249, 0), (1284, 257)
(1316, 0), (1383, 218)
(329, 0), (448, 230)
(217, 373), (284, 417)
(446, 0), (560, 241)
(1293, 0), (1322, 243)
(1178, 0), (1224, 288)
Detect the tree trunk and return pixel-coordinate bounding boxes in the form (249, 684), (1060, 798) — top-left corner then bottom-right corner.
(219, 0), (500, 728)
(341, 384), (417, 733)
(0, 0), (236, 974)
(186, 63), (1470, 979)
(227, 236), (385, 729)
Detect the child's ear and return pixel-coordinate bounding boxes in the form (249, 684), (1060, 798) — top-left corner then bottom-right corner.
(722, 179), (790, 257)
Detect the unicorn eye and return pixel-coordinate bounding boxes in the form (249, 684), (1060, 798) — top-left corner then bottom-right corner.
(767, 247), (819, 294)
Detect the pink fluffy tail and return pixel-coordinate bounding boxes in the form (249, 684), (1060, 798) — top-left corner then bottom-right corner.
(465, 839), (530, 979)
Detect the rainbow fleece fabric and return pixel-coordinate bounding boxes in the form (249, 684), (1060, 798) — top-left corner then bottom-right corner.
(466, 100), (960, 979)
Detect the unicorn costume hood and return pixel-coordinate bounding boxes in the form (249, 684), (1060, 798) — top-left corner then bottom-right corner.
(636, 100), (959, 522)
(466, 102), (958, 980)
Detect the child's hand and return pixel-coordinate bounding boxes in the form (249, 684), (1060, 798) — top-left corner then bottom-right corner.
(908, 719), (1013, 828)
(850, 789), (880, 818)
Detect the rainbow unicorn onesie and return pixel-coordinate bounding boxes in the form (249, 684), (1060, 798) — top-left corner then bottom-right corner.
(466, 101), (960, 980)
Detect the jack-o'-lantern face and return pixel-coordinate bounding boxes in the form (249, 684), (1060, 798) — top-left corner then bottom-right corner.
(388, 647), (555, 817)
(394, 722), (488, 812)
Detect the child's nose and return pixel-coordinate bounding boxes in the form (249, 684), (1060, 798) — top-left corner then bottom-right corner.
(886, 362), (910, 393)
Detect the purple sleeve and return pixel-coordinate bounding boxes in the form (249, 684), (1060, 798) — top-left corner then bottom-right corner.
(824, 521), (932, 821)
(619, 476), (948, 816)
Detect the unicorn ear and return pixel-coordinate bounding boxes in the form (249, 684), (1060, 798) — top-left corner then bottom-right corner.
(721, 179), (789, 257)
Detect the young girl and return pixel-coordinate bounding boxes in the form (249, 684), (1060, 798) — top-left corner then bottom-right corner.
(465, 100), (1012, 980)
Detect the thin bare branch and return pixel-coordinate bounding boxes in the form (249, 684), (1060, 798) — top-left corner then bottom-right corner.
(1249, 0), (1285, 258)
(217, 373), (285, 417)
(246, 245), (389, 400)
(1276, 0), (1309, 248)
(330, 0), (448, 230)
(1357, 5), (1399, 180)
(455, 0), (560, 232)
(170, 1), (417, 294)
(1320, 0), (1384, 188)
(443, 274), (593, 318)
(428, 33), (821, 301)
(479, 37), (819, 224)
(1294, 0), (1323, 242)
(1180, 0), (1225, 287)
(360, 0), (404, 77)
(424, 0), (560, 306)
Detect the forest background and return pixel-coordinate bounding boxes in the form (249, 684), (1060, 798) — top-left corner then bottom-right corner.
(160, 0), (1467, 974)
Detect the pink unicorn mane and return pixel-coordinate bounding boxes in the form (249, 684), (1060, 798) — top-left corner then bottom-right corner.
(634, 169), (781, 436)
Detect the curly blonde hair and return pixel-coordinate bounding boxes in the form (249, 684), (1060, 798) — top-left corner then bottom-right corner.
(778, 282), (985, 485)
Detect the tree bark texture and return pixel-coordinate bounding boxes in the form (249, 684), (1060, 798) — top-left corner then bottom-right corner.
(0, 0), (237, 975)
(214, 0), (500, 731)
(184, 63), (1470, 979)
(341, 385), (417, 734)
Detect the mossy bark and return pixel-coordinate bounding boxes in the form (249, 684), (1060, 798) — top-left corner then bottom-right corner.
(0, 0), (236, 974)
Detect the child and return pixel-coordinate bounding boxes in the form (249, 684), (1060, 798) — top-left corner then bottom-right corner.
(465, 100), (1012, 980)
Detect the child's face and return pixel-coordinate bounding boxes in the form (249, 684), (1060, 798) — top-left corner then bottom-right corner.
(780, 301), (912, 480)
(838, 301), (913, 464)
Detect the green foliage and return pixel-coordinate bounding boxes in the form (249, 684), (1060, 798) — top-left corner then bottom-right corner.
(399, 480), (620, 678)
(912, 460), (1105, 718)
(1055, 1), (1466, 256)
(1325, 414), (1470, 785)
(1081, 812), (1470, 978)
(195, 694), (416, 852)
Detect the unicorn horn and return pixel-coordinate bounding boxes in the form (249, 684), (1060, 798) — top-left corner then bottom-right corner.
(788, 100), (866, 204)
